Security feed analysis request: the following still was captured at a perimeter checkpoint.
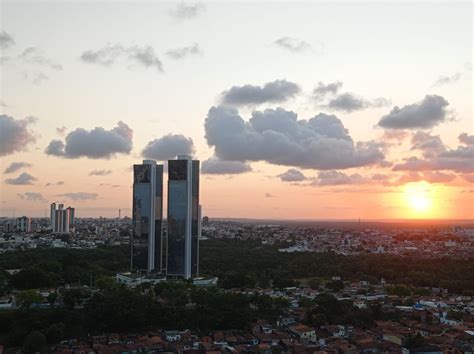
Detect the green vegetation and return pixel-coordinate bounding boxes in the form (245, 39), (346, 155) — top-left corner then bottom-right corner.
(200, 239), (474, 293)
(1, 240), (472, 293)
(0, 282), (287, 348)
(0, 238), (472, 349)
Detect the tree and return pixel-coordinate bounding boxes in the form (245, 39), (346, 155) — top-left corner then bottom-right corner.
(45, 322), (65, 344)
(15, 290), (42, 309)
(23, 331), (47, 354)
(326, 280), (345, 292)
(10, 268), (55, 290)
(308, 277), (322, 290)
(47, 292), (58, 307)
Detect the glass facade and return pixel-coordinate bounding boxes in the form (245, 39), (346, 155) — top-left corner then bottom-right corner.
(131, 162), (163, 272)
(167, 158), (200, 278)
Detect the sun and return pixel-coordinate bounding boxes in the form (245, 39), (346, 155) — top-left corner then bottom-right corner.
(403, 182), (434, 216)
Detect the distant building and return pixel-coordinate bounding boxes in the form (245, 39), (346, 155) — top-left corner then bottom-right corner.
(202, 216), (210, 227)
(67, 207), (75, 225)
(16, 216), (31, 233)
(131, 160), (164, 273)
(50, 203), (75, 233)
(167, 155), (200, 279)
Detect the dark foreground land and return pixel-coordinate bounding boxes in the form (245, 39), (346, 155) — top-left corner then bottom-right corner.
(0, 239), (473, 351)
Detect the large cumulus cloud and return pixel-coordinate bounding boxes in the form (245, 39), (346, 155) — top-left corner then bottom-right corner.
(378, 95), (449, 130)
(204, 106), (386, 170)
(0, 115), (37, 156)
(45, 121), (133, 159)
(142, 134), (194, 161)
(221, 80), (300, 106)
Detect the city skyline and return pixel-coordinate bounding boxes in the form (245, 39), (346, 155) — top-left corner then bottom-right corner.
(0, 1), (472, 220)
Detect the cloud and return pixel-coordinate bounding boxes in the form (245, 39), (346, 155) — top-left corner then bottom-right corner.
(57, 192), (98, 200)
(170, 2), (205, 20)
(0, 30), (15, 49)
(278, 168), (306, 182)
(461, 174), (474, 183)
(220, 80), (300, 107)
(19, 47), (63, 70)
(314, 170), (368, 186)
(32, 72), (49, 85)
(411, 131), (446, 158)
(394, 131), (474, 174)
(5, 172), (37, 185)
(56, 126), (67, 136)
(142, 134), (194, 160)
(432, 73), (462, 87)
(80, 44), (163, 72)
(166, 43), (202, 60)
(45, 121), (133, 159)
(273, 37), (312, 53)
(201, 157), (252, 175)
(89, 169), (112, 176)
(326, 93), (390, 113)
(394, 171), (456, 185)
(313, 81), (390, 112)
(381, 129), (410, 141)
(393, 142), (474, 174)
(459, 133), (474, 145)
(45, 181), (64, 186)
(18, 192), (45, 202)
(313, 81), (343, 99)
(377, 95), (449, 130)
(4, 162), (32, 174)
(204, 106), (386, 170)
(0, 115), (37, 156)
(264, 192), (275, 198)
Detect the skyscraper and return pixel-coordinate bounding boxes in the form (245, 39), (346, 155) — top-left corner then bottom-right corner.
(50, 203), (74, 233)
(67, 207), (75, 226)
(167, 155), (200, 279)
(50, 203), (56, 230)
(131, 160), (164, 273)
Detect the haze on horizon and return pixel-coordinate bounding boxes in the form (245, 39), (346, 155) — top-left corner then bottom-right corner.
(0, 1), (472, 220)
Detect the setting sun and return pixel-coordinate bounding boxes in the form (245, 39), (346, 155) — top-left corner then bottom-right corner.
(404, 182), (434, 215)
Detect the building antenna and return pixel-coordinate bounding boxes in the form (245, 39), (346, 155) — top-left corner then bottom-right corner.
(119, 208), (121, 219)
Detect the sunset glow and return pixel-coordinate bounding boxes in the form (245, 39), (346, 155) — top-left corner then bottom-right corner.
(404, 183), (433, 216)
(0, 2), (472, 220)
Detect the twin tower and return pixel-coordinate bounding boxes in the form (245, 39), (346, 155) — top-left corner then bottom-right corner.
(132, 155), (200, 280)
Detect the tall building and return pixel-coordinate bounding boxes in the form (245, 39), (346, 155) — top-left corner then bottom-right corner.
(167, 155), (200, 279)
(67, 207), (75, 226)
(16, 216), (31, 233)
(131, 160), (164, 273)
(50, 203), (56, 230)
(50, 203), (74, 233)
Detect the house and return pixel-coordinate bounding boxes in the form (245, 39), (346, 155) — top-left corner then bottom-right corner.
(288, 323), (317, 343)
(165, 330), (181, 342)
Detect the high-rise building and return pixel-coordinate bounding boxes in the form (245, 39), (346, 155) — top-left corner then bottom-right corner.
(67, 207), (75, 226)
(131, 160), (164, 273)
(50, 203), (74, 233)
(50, 203), (56, 230)
(16, 216), (31, 233)
(167, 155), (200, 279)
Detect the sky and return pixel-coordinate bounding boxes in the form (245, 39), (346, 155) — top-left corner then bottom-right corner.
(0, 1), (472, 219)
